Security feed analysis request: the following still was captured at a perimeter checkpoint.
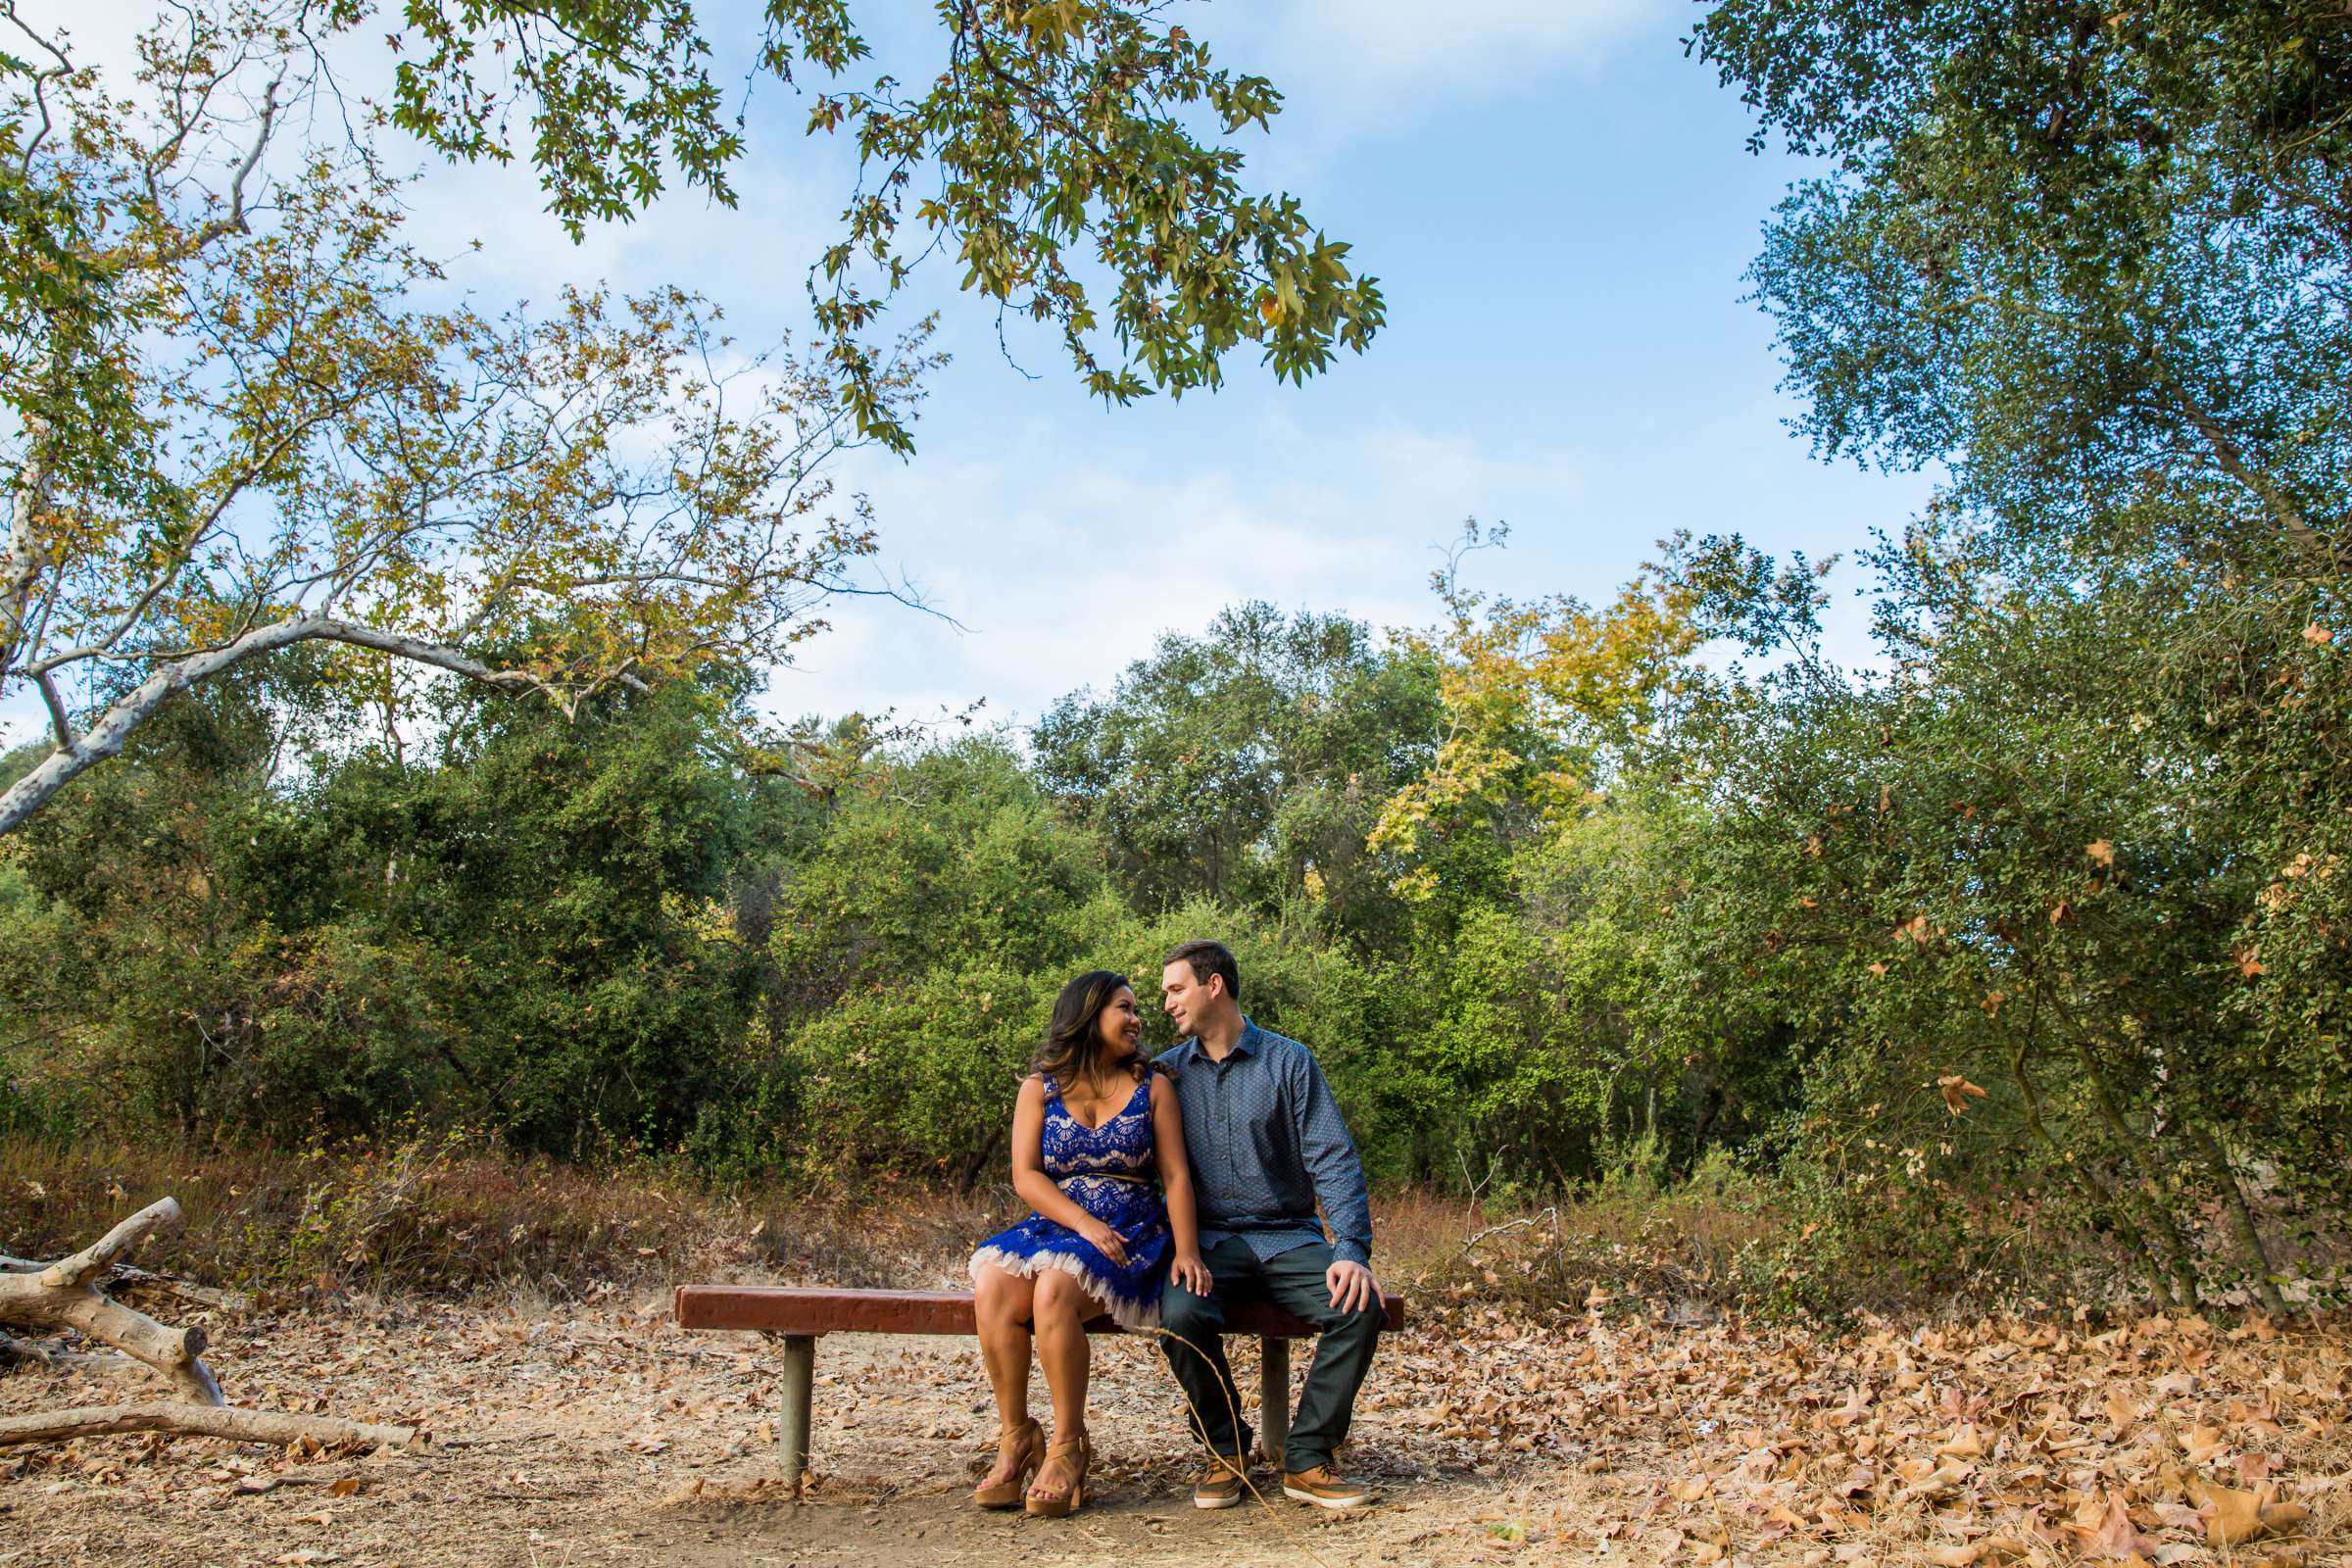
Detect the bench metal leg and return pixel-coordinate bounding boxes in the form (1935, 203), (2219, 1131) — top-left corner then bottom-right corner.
(1259, 1335), (1290, 1470)
(776, 1332), (815, 1494)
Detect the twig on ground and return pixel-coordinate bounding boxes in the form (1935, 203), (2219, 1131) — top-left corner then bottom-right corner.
(433, 1427), (556, 1449)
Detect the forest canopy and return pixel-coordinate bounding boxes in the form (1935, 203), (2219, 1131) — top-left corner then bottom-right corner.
(2, 0), (2346, 1318)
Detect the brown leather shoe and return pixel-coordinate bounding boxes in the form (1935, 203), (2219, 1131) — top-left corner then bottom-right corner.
(1281, 1464), (1374, 1509)
(971, 1417), (1043, 1509)
(1193, 1453), (1248, 1510)
(1025, 1431), (1090, 1518)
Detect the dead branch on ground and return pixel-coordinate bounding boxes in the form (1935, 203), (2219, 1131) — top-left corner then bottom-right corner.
(0, 1198), (221, 1403)
(0, 1402), (421, 1449)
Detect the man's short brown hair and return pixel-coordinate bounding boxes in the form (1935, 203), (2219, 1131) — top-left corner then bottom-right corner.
(1164, 939), (1241, 1005)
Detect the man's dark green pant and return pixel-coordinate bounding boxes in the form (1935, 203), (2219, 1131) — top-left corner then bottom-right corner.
(1157, 1235), (1381, 1476)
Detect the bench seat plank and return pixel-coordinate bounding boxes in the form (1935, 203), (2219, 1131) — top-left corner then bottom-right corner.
(674, 1285), (1404, 1338)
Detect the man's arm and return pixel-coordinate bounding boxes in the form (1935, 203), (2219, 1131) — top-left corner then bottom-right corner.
(1290, 1049), (1374, 1270)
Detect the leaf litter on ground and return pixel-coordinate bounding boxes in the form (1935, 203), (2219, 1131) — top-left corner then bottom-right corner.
(0, 1286), (2346, 1567)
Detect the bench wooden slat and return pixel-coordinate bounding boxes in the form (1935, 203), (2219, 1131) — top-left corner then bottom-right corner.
(673, 1285), (1405, 1338)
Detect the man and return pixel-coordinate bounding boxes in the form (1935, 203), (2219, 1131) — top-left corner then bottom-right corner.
(1155, 939), (1383, 1511)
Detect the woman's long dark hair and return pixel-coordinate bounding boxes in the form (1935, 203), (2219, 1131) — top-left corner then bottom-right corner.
(1032, 969), (1151, 1092)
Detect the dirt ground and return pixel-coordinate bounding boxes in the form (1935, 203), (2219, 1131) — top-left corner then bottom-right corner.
(0, 1293), (1531, 1567)
(4, 1291), (2349, 1568)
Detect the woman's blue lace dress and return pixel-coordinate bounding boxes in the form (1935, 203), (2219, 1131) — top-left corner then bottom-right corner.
(968, 1072), (1171, 1330)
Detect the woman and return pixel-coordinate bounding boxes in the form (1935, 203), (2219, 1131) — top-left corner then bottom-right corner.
(967, 970), (1211, 1517)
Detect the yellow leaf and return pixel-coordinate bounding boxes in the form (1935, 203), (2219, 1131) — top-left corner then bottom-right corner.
(1936, 1422), (1985, 1458)
(2177, 1424), (2225, 1464)
(2260, 1503), (2310, 1535)
(2194, 1481), (2271, 1547)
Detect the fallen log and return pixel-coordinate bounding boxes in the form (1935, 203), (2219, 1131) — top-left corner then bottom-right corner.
(3, 1251), (252, 1315)
(0, 1330), (141, 1377)
(0, 1197), (221, 1403)
(0, 1401), (422, 1450)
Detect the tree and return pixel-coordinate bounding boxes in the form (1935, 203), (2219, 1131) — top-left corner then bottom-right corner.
(386, 0), (1386, 451)
(1654, 519), (2344, 1312)
(1032, 602), (1440, 948)
(1368, 524), (1703, 909)
(1687, 0), (2352, 1304)
(0, 1), (933, 837)
(0, 655), (468, 1140)
(1359, 533), (1736, 1185)
(1691, 0), (2349, 575)
(0, 661), (785, 1155)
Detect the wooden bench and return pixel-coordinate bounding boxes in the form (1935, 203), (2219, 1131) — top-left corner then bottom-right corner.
(674, 1285), (1406, 1486)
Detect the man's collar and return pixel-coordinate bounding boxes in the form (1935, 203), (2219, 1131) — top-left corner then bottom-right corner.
(1180, 1016), (1258, 1060)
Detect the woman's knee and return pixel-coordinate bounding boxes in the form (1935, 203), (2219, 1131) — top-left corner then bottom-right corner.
(973, 1264), (1032, 1320)
(1031, 1268), (1085, 1318)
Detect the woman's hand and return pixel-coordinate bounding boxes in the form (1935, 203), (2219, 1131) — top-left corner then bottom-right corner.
(1168, 1251), (1213, 1297)
(1077, 1218), (1130, 1267)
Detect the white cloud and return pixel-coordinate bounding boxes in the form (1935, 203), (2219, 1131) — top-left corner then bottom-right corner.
(760, 416), (1596, 727)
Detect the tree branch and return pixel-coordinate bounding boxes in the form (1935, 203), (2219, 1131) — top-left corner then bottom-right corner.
(33, 666), (75, 751)
(0, 612), (662, 835)
(0, 1403), (419, 1450)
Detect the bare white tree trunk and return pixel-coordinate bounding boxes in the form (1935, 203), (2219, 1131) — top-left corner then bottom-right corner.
(0, 1198), (222, 1403)
(0, 613), (562, 836)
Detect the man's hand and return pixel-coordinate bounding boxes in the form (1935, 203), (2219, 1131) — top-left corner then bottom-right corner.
(1326, 1258), (1377, 1314)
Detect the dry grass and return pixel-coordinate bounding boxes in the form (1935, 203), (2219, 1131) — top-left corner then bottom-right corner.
(0, 1131), (2275, 1326)
(1387, 1182), (1782, 1318)
(0, 1131), (1788, 1317)
(0, 1132), (1004, 1302)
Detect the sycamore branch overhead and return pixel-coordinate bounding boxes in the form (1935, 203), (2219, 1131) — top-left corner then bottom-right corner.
(0, 1), (942, 836)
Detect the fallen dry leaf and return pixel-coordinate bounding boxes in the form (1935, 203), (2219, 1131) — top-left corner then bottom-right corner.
(1937, 1423), (1986, 1459)
(2195, 1480), (2270, 1547)
(2079, 1493), (2160, 1560)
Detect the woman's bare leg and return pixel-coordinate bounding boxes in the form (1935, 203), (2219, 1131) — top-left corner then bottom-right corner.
(972, 1263), (1038, 1489)
(1029, 1270), (1096, 1503)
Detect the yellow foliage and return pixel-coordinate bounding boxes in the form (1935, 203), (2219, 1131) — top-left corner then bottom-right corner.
(1370, 529), (1703, 895)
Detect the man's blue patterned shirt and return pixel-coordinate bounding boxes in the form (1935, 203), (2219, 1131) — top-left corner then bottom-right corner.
(1156, 1017), (1373, 1266)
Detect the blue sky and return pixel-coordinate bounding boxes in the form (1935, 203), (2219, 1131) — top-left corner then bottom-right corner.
(5, 0), (1936, 751)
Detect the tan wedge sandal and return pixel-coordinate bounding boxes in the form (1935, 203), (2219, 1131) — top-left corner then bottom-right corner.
(971, 1417), (1044, 1509)
(1024, 1430), (1090, 1518)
